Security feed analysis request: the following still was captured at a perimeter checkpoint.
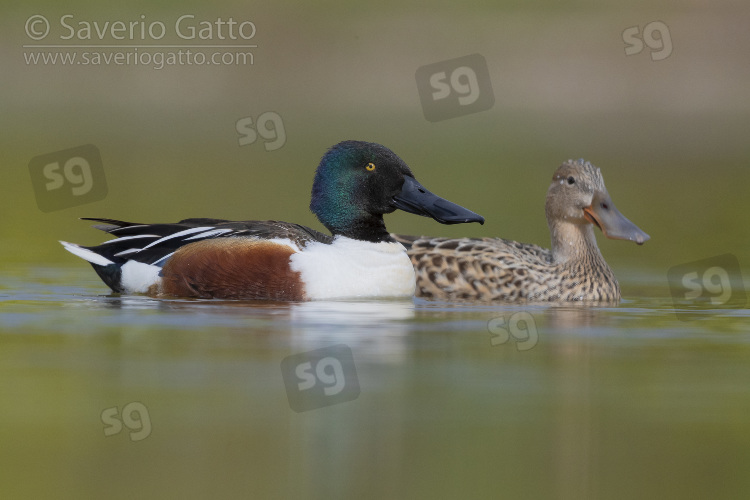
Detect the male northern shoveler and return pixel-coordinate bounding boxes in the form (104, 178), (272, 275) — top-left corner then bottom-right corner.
(61, 141), (484, 301)
(393, 159), (649, 302)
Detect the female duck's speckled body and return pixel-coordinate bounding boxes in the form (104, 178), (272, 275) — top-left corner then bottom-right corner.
(394, 159), (649, 302)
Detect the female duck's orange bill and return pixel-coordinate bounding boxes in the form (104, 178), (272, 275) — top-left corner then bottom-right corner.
(583, 190), (649, 245)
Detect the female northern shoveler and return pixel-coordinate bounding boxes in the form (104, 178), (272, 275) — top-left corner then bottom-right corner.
(61, 140), (484, 301)
(393, 159), (649, 302)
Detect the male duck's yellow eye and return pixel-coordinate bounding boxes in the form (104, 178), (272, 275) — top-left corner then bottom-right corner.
(366, 163), (376, 171)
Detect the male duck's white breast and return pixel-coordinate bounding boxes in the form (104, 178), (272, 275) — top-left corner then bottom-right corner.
(289, 237), (416, 300)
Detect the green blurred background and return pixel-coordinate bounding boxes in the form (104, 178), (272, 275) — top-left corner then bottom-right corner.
(3, 0), (749, 274)
(3, 2), (750, 499)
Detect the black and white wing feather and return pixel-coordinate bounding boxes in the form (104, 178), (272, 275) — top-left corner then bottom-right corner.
(61, 218), (334, 268)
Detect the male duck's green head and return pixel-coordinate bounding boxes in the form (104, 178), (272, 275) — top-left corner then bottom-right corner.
(311, 140), (484, 242)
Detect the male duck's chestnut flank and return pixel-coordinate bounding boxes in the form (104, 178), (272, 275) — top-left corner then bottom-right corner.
(394, 159), (649, 302)
(61, 140), (484, 301)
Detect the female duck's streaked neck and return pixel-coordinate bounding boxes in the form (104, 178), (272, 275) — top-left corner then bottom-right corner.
(548, 219), (607, 265)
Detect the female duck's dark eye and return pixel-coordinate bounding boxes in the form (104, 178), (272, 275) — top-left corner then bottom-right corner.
(567, 176), (575, 185)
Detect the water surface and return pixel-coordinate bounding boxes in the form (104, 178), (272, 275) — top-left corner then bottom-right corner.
(2, 267), (749, 499)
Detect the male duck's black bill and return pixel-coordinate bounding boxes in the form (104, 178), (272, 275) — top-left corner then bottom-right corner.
(393, 176), (484, 225)
(583, 191), (650, 245)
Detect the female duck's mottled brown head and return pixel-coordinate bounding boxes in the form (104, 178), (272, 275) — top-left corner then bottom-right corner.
(545, 159), (649, 262)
